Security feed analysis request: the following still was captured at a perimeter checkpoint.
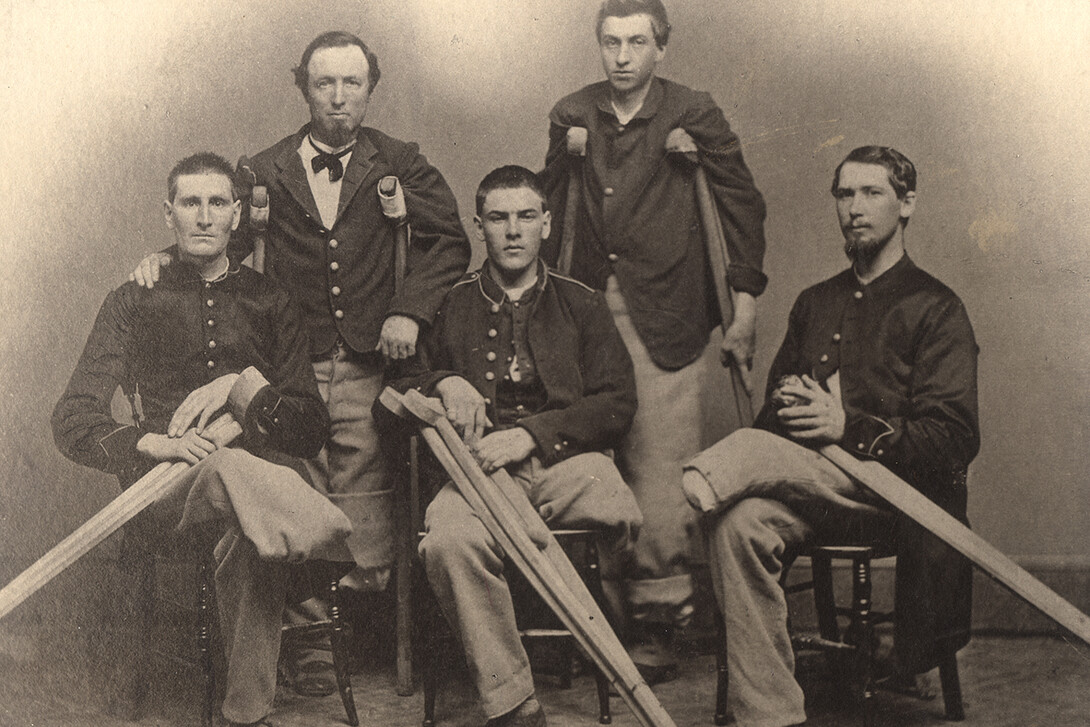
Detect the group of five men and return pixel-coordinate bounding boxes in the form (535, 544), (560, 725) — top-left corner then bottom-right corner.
(53, 1), (978, 726)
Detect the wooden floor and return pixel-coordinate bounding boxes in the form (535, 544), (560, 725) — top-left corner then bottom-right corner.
(1, 634), (1088, 727)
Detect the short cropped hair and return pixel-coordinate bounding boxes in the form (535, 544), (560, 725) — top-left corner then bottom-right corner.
(293, 31), (381, 98)
(167, 152), (237, 203)
(831, 146), (917, 200)
(596, 0), (671, 48)
(475, 166), (548, 216)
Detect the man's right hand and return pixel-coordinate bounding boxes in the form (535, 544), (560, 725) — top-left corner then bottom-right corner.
(433, 376), (491, 442)
(129, 252), (173, 288)
(137, 430), (217, 465)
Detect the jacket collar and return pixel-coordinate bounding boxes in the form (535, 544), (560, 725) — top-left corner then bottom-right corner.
(595, 76), (664, 122)
(477, 258), (549, 306)
(272, 124), (380, 225)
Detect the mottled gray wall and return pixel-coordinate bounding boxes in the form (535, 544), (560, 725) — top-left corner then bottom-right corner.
(2, 0), (1088, 640)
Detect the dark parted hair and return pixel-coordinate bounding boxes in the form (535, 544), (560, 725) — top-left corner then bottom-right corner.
(475, 166), (548, 216)
(167, 152), (238, 203)
(831, 146), (917, 200)
(293, 31), (382, 97)
(596, 0), (671, 48)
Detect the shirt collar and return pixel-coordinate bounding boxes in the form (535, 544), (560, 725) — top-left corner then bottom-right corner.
(595, 76), (664, 122)
(478, 259), (549, 306)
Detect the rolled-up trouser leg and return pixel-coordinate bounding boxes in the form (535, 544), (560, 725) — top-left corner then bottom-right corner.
(307, 344), (394, 584)
(604, 276), (700, 642)
(419, 483), (533, 720)
(290, 344), (393, 663)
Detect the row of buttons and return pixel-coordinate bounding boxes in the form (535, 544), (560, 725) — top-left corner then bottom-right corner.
(205, 281), (218, 369)
(328, 238), (345, 320)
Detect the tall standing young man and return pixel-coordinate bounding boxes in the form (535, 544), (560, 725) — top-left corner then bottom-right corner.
(541, 0), (769, 677)
(683, 147), (979, 727)
(132, 31), (471, 693)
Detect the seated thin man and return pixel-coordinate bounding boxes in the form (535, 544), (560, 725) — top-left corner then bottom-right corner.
(682, 146), (979, 727)
(52, 153), (352, 727)
(386, 165), (643, 727)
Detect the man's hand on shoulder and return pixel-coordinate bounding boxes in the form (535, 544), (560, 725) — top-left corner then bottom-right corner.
(137, 430), (217, 465)
(167, 373), (240, 437)
(129, 252), (173, 289)
(377, 315), (420, 360)
(776, 372), (846, 445)
(434, 375), (491, 442)
(473, 427), (536, 473)
(719, 291), (757, 395)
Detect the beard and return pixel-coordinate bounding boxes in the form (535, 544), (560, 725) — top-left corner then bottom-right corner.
(843, 235), (884, 264)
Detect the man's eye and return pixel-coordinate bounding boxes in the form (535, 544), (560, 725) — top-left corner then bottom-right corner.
(633, 37), (647, 46)
(603, 39), (619, 49)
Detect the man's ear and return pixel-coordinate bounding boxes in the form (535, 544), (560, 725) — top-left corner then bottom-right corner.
(231, 199), (242, 231)
(473, 215), (485, 243)
(900, 191), (917, 221)
(163, 200), (175, 229)
(541, 210), (552, 241)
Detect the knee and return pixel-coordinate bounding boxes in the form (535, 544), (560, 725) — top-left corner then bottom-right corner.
(715, 499), (788, 562)
(419, 509), (495, 576)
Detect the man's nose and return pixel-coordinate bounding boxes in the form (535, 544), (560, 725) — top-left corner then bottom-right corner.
(505, 219), (521, 237)
(332, 82), (345, 106)
(616, 43), (631, 64)
(197, 203), (212, 226)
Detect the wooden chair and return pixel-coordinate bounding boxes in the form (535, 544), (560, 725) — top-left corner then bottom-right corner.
(714, 545), (964, 727)
(394, 435), (612, 727)
(110, 526), (359, 726)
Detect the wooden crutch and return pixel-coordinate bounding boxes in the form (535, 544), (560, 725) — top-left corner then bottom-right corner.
(237, 157), (268, 273)
(0, 415), (242, 621)
(380, 387), (678, 727)
(820, 444), (1090, 646)
(558, 127), (588, 276)
(665, 128), (754, 428)
(378, 175), (416, 694)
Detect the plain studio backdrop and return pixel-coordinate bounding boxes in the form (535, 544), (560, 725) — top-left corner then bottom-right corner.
(1, 0), (1088, 662)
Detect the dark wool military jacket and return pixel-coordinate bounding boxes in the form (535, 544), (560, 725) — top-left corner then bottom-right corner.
(542, 77), (768, 370)
(236, 125), (471, 357)
(389, 262), (637, 468)
(52, 262), (328, 487)
(757, 254), (980, 671)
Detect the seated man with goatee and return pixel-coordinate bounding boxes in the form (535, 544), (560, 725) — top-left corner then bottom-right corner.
(683, 146), (979, 727)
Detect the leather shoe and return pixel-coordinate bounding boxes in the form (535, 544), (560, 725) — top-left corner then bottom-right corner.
(487, 696), (547, 727)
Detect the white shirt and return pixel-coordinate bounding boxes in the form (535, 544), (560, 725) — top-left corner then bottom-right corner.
(298, 135), (354, 229)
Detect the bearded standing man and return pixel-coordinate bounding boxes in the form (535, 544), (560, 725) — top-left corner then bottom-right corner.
(132, 31), (471, 694)
(541, 0), (769, 678)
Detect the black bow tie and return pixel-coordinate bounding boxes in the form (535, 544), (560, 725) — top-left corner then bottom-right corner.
(309, 139), (353, 182)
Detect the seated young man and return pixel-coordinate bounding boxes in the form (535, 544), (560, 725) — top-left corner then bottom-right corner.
(682, 147), (979, 727)
(52, 153), (352, 727)
(387, 165), (643, 727)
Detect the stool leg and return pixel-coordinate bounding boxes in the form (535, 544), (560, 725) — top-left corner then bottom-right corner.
(422, 596), (439, 727)
(938, 650), (965, 721)
(714, 613), (729, 726)
(594, 663), (612, 725)
(850, 554), (874, 727)
(197, 561), (215, 727)
(329, 577), (359, 726)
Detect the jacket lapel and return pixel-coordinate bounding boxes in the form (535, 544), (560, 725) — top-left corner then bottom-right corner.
(273, 129), (322, 223)
(336, 131), (378, 223)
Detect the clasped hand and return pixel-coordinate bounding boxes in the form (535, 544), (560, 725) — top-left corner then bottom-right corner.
(433, 376), (535, 472)
(775, 372), (845, 444)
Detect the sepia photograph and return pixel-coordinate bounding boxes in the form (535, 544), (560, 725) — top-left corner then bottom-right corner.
(1, 1), (1088, 725)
